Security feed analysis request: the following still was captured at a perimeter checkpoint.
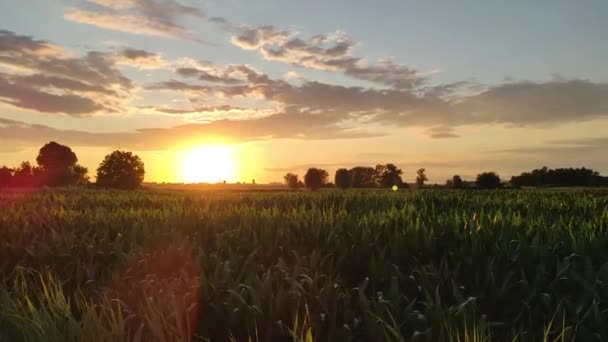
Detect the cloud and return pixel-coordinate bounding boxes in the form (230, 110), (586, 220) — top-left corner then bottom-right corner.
(0, 75), (104, 115)
(150, 61), (608, 138)
(496, 136), (608, 155)
(64, 0), (207, 42)
(487, 136), (608, 173)
(425, 126), (459, 139)
(0, 29), (62, 57)
(137, 104), (277, 122)
(0, 108), (382, 153)
(0, 30), (136, 116)
(231, 26), (425, 89)
(174, 60), (255, 84)
(452, 79), (608, 126)
(115, 48), (167, 69)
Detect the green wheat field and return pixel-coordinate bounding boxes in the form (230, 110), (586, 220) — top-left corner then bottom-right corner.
(1, 189), (608, 341)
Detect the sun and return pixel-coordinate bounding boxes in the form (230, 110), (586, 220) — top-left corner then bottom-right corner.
(180, 145), (236, 183)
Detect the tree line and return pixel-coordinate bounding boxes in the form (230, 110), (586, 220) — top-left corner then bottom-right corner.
(509, 167), (608, 187)
(0, 142), (145, 189)
(286, 165), (607, 190)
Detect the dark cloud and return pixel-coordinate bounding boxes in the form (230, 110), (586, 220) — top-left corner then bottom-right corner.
(65, 0), (213, 42)
(0, 30), (137, 116)
(0, 76), (104, 115)
(0, 29), (59, 55)
(149, 60), (608, 138)
(142, 105), (246, 115)
(0, 109), (383, 153)
(453, 80), (608, 126)
(116, 48), (166, 69)
(175, 62), (248, 84)
(231, 25), (425, 89)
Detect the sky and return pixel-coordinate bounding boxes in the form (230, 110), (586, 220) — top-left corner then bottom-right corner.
(1, 0), (607, 183)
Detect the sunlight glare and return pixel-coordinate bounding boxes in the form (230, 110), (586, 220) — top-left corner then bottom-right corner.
(181, 145), (236, 183)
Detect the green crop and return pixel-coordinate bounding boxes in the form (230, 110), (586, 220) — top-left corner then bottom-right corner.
(0, 188), (607, 341)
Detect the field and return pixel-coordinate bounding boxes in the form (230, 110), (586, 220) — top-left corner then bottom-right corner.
(1, 189), (608, 341)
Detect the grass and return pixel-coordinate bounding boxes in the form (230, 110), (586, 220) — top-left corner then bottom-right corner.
(0, 188), (607, 341)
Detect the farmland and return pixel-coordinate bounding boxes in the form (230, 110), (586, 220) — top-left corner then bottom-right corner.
(1, 189), (607, 341)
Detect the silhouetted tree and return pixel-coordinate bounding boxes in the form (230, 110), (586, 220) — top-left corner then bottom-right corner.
(452, 175), (463, 188)
(445, 179), (453, 187)
(476, 172), (502, 189)
(374, 163), (404, 187)
(350, 166), (376, 188)
(96, 151), (145, 189)
(0, 166), (13, 188)
(70, 164), (90, 185)
(304, 168), (328, 191)
(11, 161), (41, 187)
(416, 168), (428, 187)
(284, 173), (299, 189)
(510, 166), (605, 187)
(334, 168), (351, 189)
(36, 142), (80, 186)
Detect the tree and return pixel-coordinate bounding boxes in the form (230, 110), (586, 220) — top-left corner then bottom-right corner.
(35, 141), (88, 187)
(476, 172), (502, 189)
(96, 151), (145, 189)
(36, 142), (77, 169)
(510, 167), (605, 187)
(12, 161), (41, 187)
(334, 168), (351, 189)
(452, 175), (463, 188)
(36, 142), (77, 186)
(416, 168), (428, 187)
(304, 168), (328, 191)
(373, 163), (404, 188)
(284, 173), (299, 189)
(350, 167), (376, 188)
(71, 164), (90, 185)
(0, 166), (13, 188)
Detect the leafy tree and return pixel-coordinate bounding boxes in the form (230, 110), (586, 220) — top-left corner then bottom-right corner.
(334, 168), (351, 189)
(283, 173), (299, 189)
(35, 141), (88, 187)
(96, 151), (145, 189)
(70, 164), (90, 185)
(36, 142), (77, 169)
(350, 167), (376, 188)
(304, 168), (328, 191)
(476, 172), (502, 189)
(0, 166), (13, 188)
(445, 179), (453, 187)
(452, 175), (463, 188)
(374, 163), (404, 188)
(36, 142), (76, 186)
(416, 168), (428, 187)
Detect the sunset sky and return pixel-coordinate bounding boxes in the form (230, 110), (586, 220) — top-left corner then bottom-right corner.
(1, 0), (607, 183)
